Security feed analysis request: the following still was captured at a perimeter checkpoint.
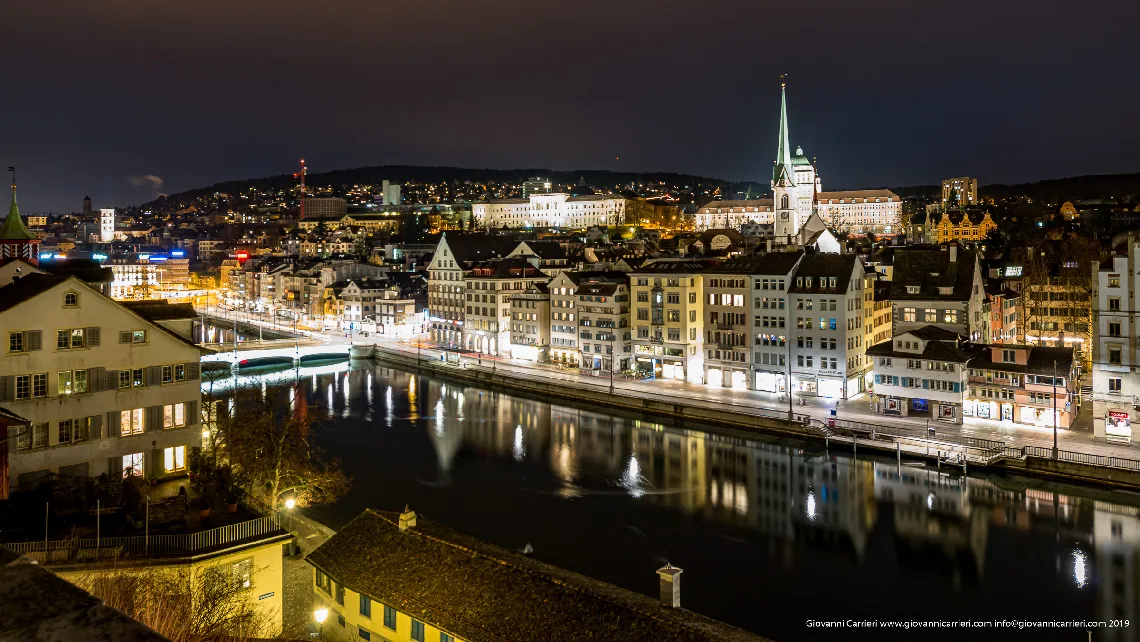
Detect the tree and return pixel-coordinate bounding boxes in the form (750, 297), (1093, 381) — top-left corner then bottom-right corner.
(214, 386), (350, 510)
(73, 563), (277, 641)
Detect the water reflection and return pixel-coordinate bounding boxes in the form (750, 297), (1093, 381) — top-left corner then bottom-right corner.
(219, 362), (1140, 641)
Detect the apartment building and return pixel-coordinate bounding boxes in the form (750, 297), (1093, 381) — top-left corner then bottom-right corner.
(982, 284), (1022, 345)
(462, 258), (549, 357)
(576, 280), (631, 372)
(335, 277), (387, 327)
(0, 275), (204, 488)
(868, 326), (971, 423)
(426, 235), (510, 348)
(890, 243), (985, 340)
(508, 283), (550, 363)
(941, 176), (979, 208)
(629, 260), (710, 383)
(788, 254), (871, 398)
(547, 271), (628, 368)
(869, 279), (893, 347)
(473, 193), (632, 229)
(702, 253), (803, 391)
(964, 344), (1077, 428)
(1093, 244), (1137, 443)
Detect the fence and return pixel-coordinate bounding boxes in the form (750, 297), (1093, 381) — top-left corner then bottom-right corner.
(1019, 446), (1140, 472)
(5, 514), (286, 563)
(833, 418), (1006, 452)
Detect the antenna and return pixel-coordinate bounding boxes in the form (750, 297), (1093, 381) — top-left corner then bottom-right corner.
(298, 159), (307, 220)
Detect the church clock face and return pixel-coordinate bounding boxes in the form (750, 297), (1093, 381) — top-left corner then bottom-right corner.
(780, 212), (790, 221)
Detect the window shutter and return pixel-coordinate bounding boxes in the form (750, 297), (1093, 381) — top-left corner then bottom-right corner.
(106, 370), (119, 390)
(88, 367), (105, 392)
(89, 414), (103, 439)
(187, 362), (200, 380)
(120, 331), (132, 344)
(186, 400), (199, 425)
(86, 327), (101, 347)
(922, 379), (929, 389)
(147, 366), (162, 387)
(27, 330), (42, 351)
(146, 406), (162, 432)
(107, 456), (123, 477)
(106, 411), (121, 437)
(0, 376), (12, 402)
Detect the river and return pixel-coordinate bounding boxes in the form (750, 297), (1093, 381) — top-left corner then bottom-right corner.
(216, 360), (1140, 641)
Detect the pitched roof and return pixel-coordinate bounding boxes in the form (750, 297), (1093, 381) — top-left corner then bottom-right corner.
(441, 234), (513, 264)
(0, 186), (36, 241)
(889, 244), (979, 301)
(703, 251), (804, 276)
(120, 300), (199, 321)
(630, 259), (717, 275)
(815, 189), (899, 202)
(0, 274), (69, 314)
(866, 326), (971, 362)
(307, 510), (765, 642)
(788, 255), (859, 293)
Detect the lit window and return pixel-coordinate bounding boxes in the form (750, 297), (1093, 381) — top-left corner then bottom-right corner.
(164, 445), (186, 472)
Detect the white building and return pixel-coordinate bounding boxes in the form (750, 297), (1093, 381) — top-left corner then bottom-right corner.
(473, 193), (631, 229)
(576, 279), (631, 372)
(1093, 241), (1138, 444)
(816, 190), (902, 236)
(426, 235), (511, 348)
(787, 254), (873, 398)
(462, 258), (549, 356)
(381, 180), (401, 206)
(867, 326), (971, 423)
(99, 208), (115, 243)
(695, 200), (774, 230)
(0, 274), (204, 489)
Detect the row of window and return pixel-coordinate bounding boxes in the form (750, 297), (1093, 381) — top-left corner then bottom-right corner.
(315, 570), (452, 642)
(898, 308), (960, 324)
(875, 374), (961, 392)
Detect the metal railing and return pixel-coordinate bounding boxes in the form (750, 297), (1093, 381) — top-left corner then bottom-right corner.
(5, 514), (286, 562)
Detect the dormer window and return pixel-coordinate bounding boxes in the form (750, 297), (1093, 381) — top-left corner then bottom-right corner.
(906, 285), (920, 294)
(63, 292), (78, 307)
(1001, 349), (1017, 363)
(938, 286), (953, 295)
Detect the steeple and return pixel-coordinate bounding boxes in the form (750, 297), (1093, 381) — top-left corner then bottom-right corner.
(772, 77), (795, 187)
(0, 166), (35, 242)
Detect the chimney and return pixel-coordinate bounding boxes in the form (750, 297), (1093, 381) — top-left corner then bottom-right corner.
(656, 563), (683, 608)
(949, 244), (957, 264)
(399, 505), (417, 531)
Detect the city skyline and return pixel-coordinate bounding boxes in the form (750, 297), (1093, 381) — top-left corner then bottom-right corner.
(3, 0), (1140, 211)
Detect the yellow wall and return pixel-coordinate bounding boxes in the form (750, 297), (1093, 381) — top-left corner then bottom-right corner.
(313, 568), (462, 642)
(53, 537), (284, 635)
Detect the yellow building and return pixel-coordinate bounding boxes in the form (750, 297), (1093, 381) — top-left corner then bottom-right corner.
(929, 210), (996, 243)
(29, 514), (289, 636)
(307, 508), (761, 642)
(628, 260), (710, 383)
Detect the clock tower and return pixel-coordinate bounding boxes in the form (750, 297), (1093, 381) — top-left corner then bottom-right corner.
(772, 80), (796, 244)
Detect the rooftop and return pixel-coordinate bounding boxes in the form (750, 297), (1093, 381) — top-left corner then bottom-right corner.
(307, 509), (765, 642)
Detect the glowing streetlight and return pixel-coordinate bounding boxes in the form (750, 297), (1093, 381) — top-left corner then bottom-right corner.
(285, 498), (296, 510)
(313, 608), (328, 624)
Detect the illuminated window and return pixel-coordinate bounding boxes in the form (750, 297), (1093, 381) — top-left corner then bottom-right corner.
(163, 445), (186, 472)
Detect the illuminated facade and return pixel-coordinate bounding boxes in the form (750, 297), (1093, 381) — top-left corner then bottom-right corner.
(629, 261), (708, 383)
(941, 176), (979, 208)
(473, 193), (630, 229)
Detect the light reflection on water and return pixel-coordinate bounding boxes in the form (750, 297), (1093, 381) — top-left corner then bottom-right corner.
(218, 362), (1140, 642)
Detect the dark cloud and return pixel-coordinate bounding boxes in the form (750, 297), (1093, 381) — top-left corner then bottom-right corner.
(2, 0), (1139, 211)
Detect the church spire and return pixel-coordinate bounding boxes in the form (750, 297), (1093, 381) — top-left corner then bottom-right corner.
(0, 166), (36, 241)
(772, 77), (795, 187)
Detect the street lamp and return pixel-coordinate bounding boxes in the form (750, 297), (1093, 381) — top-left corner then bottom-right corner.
(284, 497), (296, 533)
(313, 608), (328, 639)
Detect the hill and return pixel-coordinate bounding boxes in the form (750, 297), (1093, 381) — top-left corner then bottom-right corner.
(144, 165), (730, 209)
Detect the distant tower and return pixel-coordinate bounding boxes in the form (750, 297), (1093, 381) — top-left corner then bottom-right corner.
(82, 195), (92, 216)
(296, 159), (308, 220)
(772, 78), (797, 244)
(0, 167), (41, 265)
(100, 208), (115, 243)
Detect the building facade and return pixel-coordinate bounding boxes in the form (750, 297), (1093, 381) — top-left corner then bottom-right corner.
(462, 258), (549, 356)
(629, 261), (708, 383)
(473, 193), (631, 229)
(815, 190), (902, 236)
(942, 177), (979, 209)
(508, 283), (550, 363)
(426, 235), (509, 348)
(1093, 245), (1138, 443)
(868, 327), (971, 423)
(0, 275), (203, 488)
(890, 244), (985, 340)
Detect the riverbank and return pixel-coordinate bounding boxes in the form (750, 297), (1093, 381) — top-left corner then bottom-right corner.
(358, 344), (1140, 492)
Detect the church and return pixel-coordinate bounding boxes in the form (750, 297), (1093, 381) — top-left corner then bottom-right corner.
(694, 84), (902, 239)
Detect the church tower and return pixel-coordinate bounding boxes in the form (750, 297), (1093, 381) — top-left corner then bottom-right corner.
(0, 167), (40, 265)
(772, 80), (797, 245)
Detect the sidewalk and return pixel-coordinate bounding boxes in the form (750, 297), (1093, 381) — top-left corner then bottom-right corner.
(279, 509), (336, 639)
(363, 336), (1139, 461)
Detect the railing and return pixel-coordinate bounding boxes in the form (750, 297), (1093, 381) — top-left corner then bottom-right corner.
(832, 417), (1006, 451)
(5, 514), (286, 563)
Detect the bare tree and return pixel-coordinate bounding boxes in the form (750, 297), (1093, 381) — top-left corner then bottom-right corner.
(73, 562), (278, 641)
(215, 385), (350, 510)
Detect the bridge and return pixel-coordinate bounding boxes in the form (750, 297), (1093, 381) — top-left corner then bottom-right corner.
(199, 313), (299, 344)
(199, 338), (352, 365)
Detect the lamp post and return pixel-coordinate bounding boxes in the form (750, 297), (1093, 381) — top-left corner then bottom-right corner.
(1053, 359), (1059, 460)
(284, 497), (296, 533)
(313, 608), (328, 640)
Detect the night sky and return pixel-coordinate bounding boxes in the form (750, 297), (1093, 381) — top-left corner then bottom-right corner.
(3, 0), (1139, 212)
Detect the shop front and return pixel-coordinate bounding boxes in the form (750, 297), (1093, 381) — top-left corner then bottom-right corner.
(817, 377), (844, 399)
(934, 401), (961, 424)
(754, 371), (786, 393)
